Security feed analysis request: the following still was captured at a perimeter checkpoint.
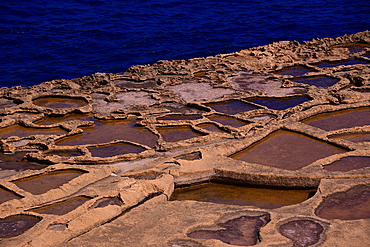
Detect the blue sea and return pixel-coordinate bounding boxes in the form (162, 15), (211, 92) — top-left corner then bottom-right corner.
(0, 0), (369, 88)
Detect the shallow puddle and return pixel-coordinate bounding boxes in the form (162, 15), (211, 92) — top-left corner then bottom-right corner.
(314, 59), (368, 68)
(188, 214), (270, 246)
(279, 219), (324, 247)
(249, 96), (309, 110)
(331, 43), (369, 53)
(330, 132), (370, 143)
(157, 126), (204, 142)
(170, 182), (316, 209)
(276, 66), (313, 77)
(0, 214), (41, 239)
(12, 169), (86, 195)
(292, 76), (339, 87)
(33, 97), (87, 108)
(30, 196), (90, 215)
(196, 123), (226, 132)
(315, 184), (370, 220)
(0, 152), (48, 172)
(302, 107), (370, 131)
(88, 143), (145, 157)
(248, 114), (275, 120)
(174, 151), (202, 161)
(0, 125), (67, 138)
(230, 130), (346, 170)
(324, 157), (370, 172)
(44, 150), (81, 157)
(208, 116), (248, 128)
(0, 186), (22, 204)
(90, 197), (124, 208)
(158, 115), (202, 121)
(205, 101), (258, 115)
(35, 114), (93, 125)
(56, 119), (158, 147)
(47, 223), (68, 231)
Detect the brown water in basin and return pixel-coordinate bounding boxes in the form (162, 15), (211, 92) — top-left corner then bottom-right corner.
(158, 115), (202, 121)
(302, 107), (370, 131)
(158, 126), (205, 142)
(330, 132), (370, 143)
(33, 97), (87, 108)
(0, 152), (48, 172)
(314, 59), (368, 68)
(0, 214), (41, 239)
(12, 169), (86, 195)
(0, 125), (67, 138)
(279, 219), (324, 247)
(44, 150), (81, 157)
(208, 116), (248, 128)
(292, 76), (339, 87)
(249, 96), (309, 110)
(88, 143), (145, 157)
(324, 157), (370, 172)
(331, 43), (369, 53)
(276, 66), (313, 77)
(230, 130), (346, 170)
(315, 184), (370, 220)
(30, 196), (90, 215)
(170, 182), (316, 209)
(205, 101), (258, 115)
(35, 114), (93, 125)
(188, 213), (270, 246)
(56, 119), (158, 147)
(0, 186), (22, 204)
(197, 123), (225, 132)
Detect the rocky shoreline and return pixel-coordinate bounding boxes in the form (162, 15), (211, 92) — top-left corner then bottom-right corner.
(0, 31), (369, 246)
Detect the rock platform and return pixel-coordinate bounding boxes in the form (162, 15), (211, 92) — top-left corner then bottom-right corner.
(0, 31), (370, 246)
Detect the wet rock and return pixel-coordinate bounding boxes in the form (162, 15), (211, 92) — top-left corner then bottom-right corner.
(166, 82), (235, 102)
(47, 223), (68, 231)
(229, 72), (307, 96)
(167, 239), (205, 247)
(278, 219), (325, 247)
(187, 214), (270, 246)
(90, 197), (124, 209)
(174, 151), (202, 161)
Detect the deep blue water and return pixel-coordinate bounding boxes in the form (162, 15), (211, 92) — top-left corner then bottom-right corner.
(0, 0), (369, 87)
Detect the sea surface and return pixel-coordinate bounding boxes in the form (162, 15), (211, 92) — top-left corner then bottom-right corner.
(0, 0), (369, 87)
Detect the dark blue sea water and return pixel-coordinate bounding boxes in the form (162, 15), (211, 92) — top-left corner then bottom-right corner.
(0, 0), (369, 87)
